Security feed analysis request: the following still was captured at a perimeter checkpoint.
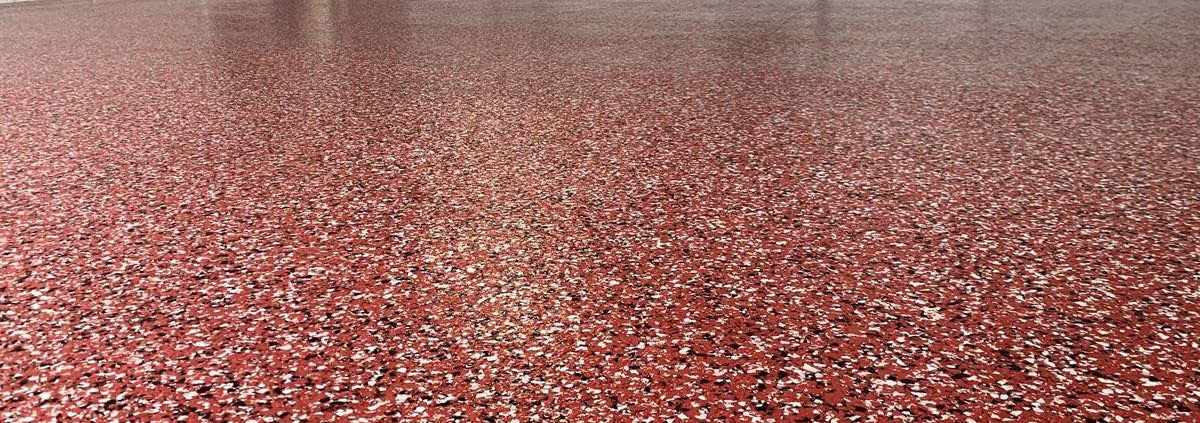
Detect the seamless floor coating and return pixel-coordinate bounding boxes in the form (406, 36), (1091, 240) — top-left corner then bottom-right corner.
(1, 0), (1198, 421)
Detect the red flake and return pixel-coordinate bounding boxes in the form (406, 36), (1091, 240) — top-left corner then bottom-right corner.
(1, 0), (1198, 421)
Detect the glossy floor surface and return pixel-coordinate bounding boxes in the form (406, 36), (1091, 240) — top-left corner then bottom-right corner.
(2, 0), (1199, 421)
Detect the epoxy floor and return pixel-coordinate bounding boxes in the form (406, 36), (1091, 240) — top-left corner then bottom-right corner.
(2, 0), (1199, 421)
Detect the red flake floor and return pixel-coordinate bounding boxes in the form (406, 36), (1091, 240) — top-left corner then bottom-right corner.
(2, 0), (1199, 421)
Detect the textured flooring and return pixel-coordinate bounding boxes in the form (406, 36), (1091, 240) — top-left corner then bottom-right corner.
(2, 0), (1199, 421)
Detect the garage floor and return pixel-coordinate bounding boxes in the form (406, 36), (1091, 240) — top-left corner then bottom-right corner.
(1, 0), (1198, 421)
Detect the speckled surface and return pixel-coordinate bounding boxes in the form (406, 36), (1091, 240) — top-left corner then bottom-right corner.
(2, 0), (1199, 421)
